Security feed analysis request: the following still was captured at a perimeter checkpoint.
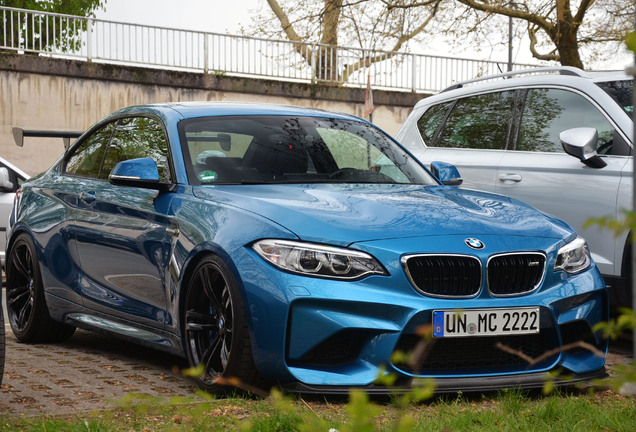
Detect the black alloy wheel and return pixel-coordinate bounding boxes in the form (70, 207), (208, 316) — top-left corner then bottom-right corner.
(184, 255), (264, 395)
(5, 234), (75, 343)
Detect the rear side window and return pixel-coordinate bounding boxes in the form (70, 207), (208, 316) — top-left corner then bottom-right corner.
(433, 91), (515, 150)
(518, 88), (619, 153)
(416, 102), (452, 143)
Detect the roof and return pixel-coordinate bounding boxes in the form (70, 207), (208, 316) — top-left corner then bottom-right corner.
(414, 67), (633, 110)
(108, 102), (364, 123)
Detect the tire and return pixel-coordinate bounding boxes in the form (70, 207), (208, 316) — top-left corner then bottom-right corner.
(5, 233), (76, 343)
(183, 255), (266, 395)
(0, 296), (5, 386)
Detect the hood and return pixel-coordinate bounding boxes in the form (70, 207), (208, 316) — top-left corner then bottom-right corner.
(193, 184), (573, 246)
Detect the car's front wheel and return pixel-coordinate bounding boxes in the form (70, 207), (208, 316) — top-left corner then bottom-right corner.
(183, 255), (266, 395)
(5, 233), (76, 343)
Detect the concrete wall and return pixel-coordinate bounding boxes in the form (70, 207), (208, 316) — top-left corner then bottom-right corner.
(0, 54), (426, 176)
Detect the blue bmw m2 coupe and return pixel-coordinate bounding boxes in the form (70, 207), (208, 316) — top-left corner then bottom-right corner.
(5, 103), (607, 394)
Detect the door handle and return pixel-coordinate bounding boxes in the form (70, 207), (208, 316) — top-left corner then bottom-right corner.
(79, 191), (97, 204)
(498, 174), (522, 183)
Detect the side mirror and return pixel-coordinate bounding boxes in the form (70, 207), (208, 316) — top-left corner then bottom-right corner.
(109, 158), (174, 192)
(560, 127), (607, 168)
(430, 161), (463, 186)
(0, 167), (14, 192)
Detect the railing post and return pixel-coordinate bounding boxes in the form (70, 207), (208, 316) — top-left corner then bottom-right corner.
(87, 18), (93, 62)
(311, 48), (317, 84)
(411, 53), (417, 93)
(203, 33), (209, 74)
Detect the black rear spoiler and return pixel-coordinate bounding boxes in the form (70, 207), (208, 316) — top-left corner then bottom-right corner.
(12, 127), (82, 149)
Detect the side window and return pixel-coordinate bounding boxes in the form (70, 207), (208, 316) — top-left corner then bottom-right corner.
(64, 122), (115, 177)
(416, 102), (452, 144)
(100, 117), (171, 182)
(436, 91), (515, 150)
(518, 89), (618, 154)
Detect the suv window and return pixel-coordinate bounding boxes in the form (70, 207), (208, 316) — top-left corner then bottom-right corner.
(596, 80), (634, 115)
(434, 91), (515, 150)
(518, 88), (618, 153)
(416, 101), (452, 143)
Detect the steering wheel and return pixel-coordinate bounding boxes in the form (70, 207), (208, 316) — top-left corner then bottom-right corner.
(329, 168), (360, 179)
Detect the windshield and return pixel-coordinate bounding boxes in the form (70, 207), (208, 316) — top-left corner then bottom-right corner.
(179, 115), (436, 185)
(596, 79), (633, 116)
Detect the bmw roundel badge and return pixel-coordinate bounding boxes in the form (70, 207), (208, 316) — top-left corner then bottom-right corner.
(465, 238), (485, 250)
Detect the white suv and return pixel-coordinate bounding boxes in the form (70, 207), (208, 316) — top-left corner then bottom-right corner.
(396, 67), (633, 310)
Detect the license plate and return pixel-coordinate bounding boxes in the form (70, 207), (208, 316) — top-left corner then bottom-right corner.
(432, 307), (540, 338)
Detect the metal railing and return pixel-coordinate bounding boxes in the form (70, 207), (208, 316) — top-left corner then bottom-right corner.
(0, 6), (539, 93)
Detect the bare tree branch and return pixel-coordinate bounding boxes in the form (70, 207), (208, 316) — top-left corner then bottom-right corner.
(341, 1), (441, 81)
(495, 341), (606, 367)
(528, 24), (559, 61)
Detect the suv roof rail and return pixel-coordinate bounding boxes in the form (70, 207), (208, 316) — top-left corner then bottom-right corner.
(442, 66), (589, 92)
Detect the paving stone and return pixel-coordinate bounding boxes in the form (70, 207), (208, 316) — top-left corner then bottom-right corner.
(1, 321), (197, 416)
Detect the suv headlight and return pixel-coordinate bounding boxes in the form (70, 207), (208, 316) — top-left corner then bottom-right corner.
(555, 237), (591, 274)
(253, 239), (387, 280)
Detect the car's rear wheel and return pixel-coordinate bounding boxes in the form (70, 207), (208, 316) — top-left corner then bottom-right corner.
(5, 234), (76, 343)
(183, 255), (265, 395)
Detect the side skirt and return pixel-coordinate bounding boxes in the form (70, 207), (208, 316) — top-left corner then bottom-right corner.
(45, 293), (185, 357)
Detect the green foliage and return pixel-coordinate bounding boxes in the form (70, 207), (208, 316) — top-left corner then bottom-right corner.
(594, 308), (636, 341)
(0, 1), (104, 16)
(182, 362), (207, 379)
(585, 210), (636, 239)
(626, 32), (636, 54)
(0, 1), (105, 53)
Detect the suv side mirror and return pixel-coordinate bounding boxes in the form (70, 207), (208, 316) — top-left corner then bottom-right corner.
(430, 161), (463, 186)
(0, 167), (14, 192)
(560, 127), (607, 168)
(109, 158), (174, 192)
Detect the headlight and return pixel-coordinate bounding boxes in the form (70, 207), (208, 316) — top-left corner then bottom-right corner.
(555, 237), (591, 274)
(253, 239), (387, 280)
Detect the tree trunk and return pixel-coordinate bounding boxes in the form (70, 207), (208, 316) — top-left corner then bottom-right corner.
(553, 0), (583, 68)
(318, 0), (343, 82)
(555, 28), (584, 68)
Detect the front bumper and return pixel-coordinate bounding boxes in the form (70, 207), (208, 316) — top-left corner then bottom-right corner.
(235, 239), (609, 392)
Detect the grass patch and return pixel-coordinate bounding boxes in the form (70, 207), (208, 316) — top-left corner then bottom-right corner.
(0, 388), (634, 431)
